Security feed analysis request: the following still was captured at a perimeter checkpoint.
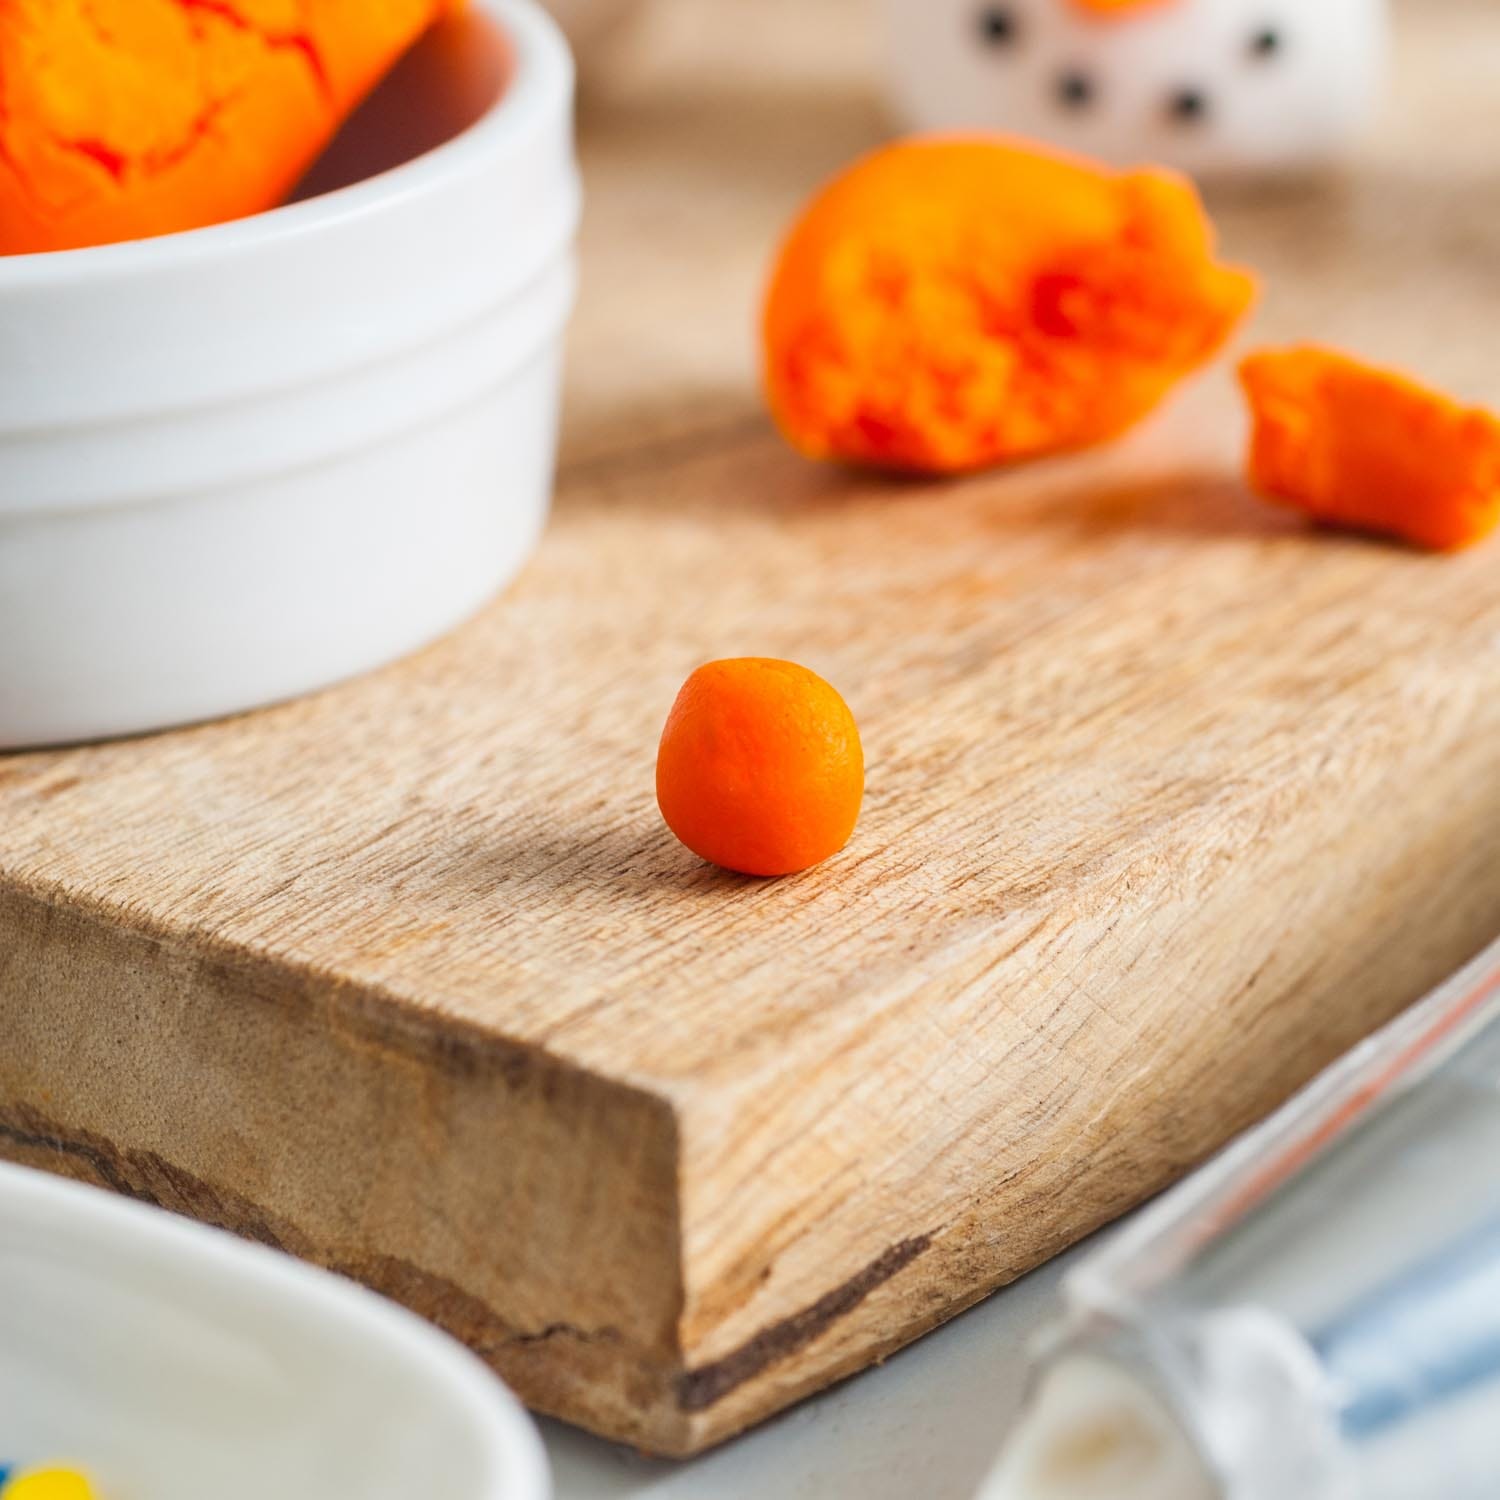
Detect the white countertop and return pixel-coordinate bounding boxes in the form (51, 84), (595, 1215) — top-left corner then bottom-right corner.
(543, 1245), (1086, 1500)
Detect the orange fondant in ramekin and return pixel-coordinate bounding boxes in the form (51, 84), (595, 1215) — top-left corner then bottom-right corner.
(0, 0), (457, 254)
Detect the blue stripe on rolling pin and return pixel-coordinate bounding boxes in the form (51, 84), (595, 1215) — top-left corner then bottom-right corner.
(1313, 1213), (1500, 1438)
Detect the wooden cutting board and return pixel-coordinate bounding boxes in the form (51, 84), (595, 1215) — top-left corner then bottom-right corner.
(4, 0), (1500, 1459)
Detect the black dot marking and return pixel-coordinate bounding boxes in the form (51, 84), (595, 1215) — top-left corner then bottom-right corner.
(1249, 26), (1283, 60)
(1056, 70), (1096, 110)
(976, 6), (1020, 45)
(1168, 88), (1210, 124)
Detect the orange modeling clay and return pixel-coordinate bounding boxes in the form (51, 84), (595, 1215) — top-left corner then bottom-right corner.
(1068, 0), (1178, 16)
(0, 0), (456, 255)
(1239, 345), (1500, 552)
(656, 658), (864, 878)
(762, 137), (1255, 475)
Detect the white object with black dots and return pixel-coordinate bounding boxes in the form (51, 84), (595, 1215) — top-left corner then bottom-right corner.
(882, 0), (1387, 179)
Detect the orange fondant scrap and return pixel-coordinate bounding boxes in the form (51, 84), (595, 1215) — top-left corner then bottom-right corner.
(763, 137), (1255, 475)
(1240, 345), (1500, 552)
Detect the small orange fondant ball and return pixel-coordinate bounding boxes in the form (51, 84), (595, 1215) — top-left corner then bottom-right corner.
(656, 658), (864, 878)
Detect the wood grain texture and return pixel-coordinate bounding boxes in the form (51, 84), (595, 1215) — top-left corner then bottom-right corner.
(4, 0), (1500, 1456)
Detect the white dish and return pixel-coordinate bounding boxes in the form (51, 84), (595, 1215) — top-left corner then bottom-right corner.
(0, 1162), (550, 1500)
(0, 0), (579, 748)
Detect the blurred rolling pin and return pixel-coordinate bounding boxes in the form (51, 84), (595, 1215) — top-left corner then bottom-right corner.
(984, 934), (1500, 1500)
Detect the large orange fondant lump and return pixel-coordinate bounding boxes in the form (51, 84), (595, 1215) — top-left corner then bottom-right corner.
(0, 0), (453, 254)
(762, 138), (1255, 475)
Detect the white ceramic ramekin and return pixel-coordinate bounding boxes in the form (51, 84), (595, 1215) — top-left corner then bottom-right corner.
(0, 1162), (550, 1499)
(0, 0), (578, 748)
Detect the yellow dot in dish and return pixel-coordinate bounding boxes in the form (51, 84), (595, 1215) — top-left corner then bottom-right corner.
(3, 1470), (96, 1500)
